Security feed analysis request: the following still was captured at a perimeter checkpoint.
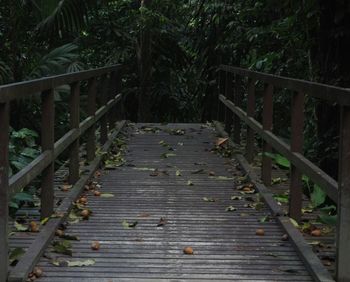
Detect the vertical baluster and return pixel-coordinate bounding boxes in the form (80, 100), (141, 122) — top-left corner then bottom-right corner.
(87, 78), (97, 162)
(0, 102), (9, 282)
(261, 84), (274, 186)
(100, 75), (108, 145)
(115, 72), (124, 121)
(246, 78), (256, 163)
(336, 105), (350, 282)
(108, 72), (117, 128)
(69, 82), (80, 184)
(224, 72), (233, 135)
(233, 75), (241, 144)
(41, 89), (55, 219)
(289, 91), (305, 221)
(217, 70), (225, 122)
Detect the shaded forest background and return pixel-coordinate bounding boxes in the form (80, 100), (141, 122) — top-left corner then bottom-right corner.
(1, 0), (350, 180)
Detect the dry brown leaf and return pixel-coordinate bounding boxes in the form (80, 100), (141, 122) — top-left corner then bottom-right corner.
(256, 229), (265, 236)
(311, 229), (321, 237)
(215, 138), (228, 146)
(91, 241), (100, 250)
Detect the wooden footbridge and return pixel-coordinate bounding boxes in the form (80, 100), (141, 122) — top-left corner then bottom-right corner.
(0, 64), (350, 281)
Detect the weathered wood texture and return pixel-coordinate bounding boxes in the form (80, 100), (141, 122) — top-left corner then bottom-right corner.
(35, 124), (313, 281)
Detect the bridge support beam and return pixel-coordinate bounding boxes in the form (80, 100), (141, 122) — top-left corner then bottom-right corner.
(337, 105), (350, 281)
(0, 102), (9, 282)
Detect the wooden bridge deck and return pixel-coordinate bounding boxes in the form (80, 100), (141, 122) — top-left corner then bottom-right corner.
(33, 123), (313, 281)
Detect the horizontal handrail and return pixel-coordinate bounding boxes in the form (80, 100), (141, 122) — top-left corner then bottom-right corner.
(218, 64), (350, 281)
(220, 64), (350, 105)
(0, 64), (122, 102)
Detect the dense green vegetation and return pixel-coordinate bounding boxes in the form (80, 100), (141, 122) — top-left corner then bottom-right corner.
(1, 0), (349, 210)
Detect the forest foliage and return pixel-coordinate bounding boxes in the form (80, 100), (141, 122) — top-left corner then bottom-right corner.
(1, 0), (349, 212)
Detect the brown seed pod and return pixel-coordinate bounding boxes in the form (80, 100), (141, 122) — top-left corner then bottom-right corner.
(55, 229), (64, 237)
(29, 221), (39, 232)
(91, 241), (100, 250)
(256, 229), (265, 236)
(79, 197), (88, 205)
(183, 246), (194, 255)
(81, 209), (90, 219)
(311, 229), (321, 237)
(33, 267), (43, 278)
(94, 191), (101, 197)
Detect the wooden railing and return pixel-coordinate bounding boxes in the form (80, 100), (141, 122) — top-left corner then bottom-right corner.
(217, 64), (350, 282)
(0, 64), (125, 281)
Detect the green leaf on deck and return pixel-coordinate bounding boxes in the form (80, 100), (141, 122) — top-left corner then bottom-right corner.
(100, 193), (115, 198)
(225, 206), (237, 212)
(9, 247), (25, 265)
(210, 176), (234, 181)
(60, 234), (80, 241)
(176, 170), (181, 176)
(52, 259), (96, 267)
(187, 180), (194, 186)
(52, 240), (72, 256)
(14, 221), (28, 232)
(133, 167), (155, 171)
(311, 185), (326, 208)
(13, 192), (33, 202)
(290, 218), (299, 228)
(203, 197), (215, 202)
(318, 214), (337, 226)
(161, 153), (176, 158)
(273, 194), (289, 203)
(122, 220), (138, 229)
(259, 215), (270, 223)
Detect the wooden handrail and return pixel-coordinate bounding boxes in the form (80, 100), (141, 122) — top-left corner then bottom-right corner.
(0, 64), (125, 282)
(218, 64), (350, 281)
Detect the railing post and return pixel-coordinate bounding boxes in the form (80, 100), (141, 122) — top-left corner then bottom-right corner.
(115, 72), (124, 120)
(262, 84), (274, 186)
(217, 70), (225, 122)
(233, 75), (242, 144)
(246, 78), (256, 163)
(0, 102), (9, 282)
(69, 82), (80, 184)
(289, 91), (305, 221)
(108, 72), (117, 128)
(100, 75), (108, 145)
(87, 78), (97, 162)
(40, 89), (55, 219)
(336, 105), (350, 282)
(224, 72), (233, 135)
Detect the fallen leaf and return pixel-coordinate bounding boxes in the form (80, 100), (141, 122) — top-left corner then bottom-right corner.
(9, 247), (25, 265)
(187, 180), (194, 186)
(100, 193), (114, 198)
(133, 167), (155, 171)
(60, 234), (79, 241)
(290, 218), (299, 228)
(51, 259), (96, 267)
(203, 197), (215, 202)
(122, 220), (138, 229)
(191, 169), (205, 174)
(29, 221), (39, 232)
(225, 206), (237, 212)
(311, 229), (322, 237)
(176, 170), (181, 176)
(33, 267), (43, 278)
(215, 137), (228, 146)
(183, 246), (194, 255)
(259, 216), (270, 223)
(52, 240), (72, 256)
(161, 153), (176, 158)
(157, 217), (167, 227)
(210, 176), (234, 181)
(14, 221), (28, 232)
(231, 196), (242, 200)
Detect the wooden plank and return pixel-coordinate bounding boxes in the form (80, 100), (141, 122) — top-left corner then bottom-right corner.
(0, 102), (9, 282)
(0, 65), (122, 103)
(219, 94), (338, 203)
(69, 82), (80, 184)
(8, 121), (126, 282)
(33, 123), (313, 281)
(87, 78), (97, 162)
(289, 91), (305, 222)
(262, 84), (273, 186)
(219, 64), (350, 105)
(40, 89), (55, 219)
(246, 78), (256, 163)
(336, 105), (350, 281)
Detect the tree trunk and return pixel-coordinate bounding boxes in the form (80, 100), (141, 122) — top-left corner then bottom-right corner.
(137, 0), (153, 122)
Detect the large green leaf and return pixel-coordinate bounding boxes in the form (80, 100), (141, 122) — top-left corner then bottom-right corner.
(310, 185), (326, 208)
